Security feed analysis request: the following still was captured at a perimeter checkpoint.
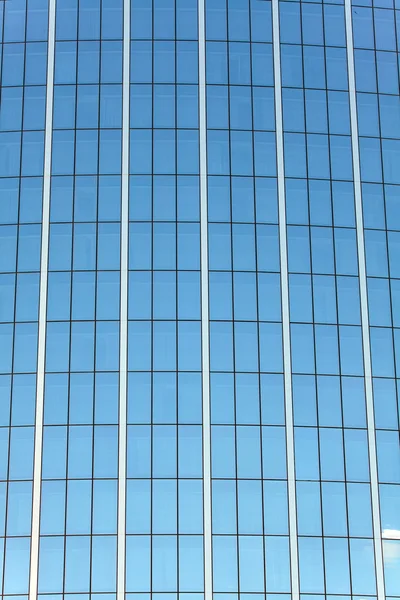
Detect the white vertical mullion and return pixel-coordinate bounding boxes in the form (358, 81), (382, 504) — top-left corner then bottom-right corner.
(198, 0), (212, 598)
(271, 1), (300, 597)
(344, 2), (385, 597)
(117, 0), (130, 596)
(29, 0), (56, 597)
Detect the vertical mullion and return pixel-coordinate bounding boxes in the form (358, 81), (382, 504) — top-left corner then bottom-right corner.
(344, 1), (385, 598)
(29, 0), (56, 597)
(117, 0), (130, 596)
(198, 0), (212, 598)
(271, 1), (300, 598)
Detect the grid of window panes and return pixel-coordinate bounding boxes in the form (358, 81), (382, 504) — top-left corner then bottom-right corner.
(0, 0), (49, 594)
(206, 0), (289, 595)
(280, 0), (376, 595)
(353, 0), (400, 596)
(205, 0), (400, 597)
(126, 0), (205, 597)
(2, 0), (400, 597)
(39, 0), (124, 595)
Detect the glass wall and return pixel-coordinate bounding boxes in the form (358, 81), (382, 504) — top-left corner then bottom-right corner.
(280, 0), (376, 595)
(353, 0), (400, 595)
(0, 0), (49, 595)
(40, 0), (123, 595)
(205, 0), (290, 595)
(0, 0), (399, 597)
(126, 0), (205, 597)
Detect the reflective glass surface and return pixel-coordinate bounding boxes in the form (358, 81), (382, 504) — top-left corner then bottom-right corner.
(0, 0), (400, 596)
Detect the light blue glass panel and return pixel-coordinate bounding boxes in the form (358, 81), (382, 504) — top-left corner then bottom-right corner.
(40, 480), (66, 535)
(179, 480), (203, 534)
(350, 539), (377, 595)
(294, 427), (319, 481)
(66, 480), (91, 535)
(263, 480), (289, 535)
(179, 425), (202, 477)
(153, 479), (177, 534)
(91, 536), (117, 593)
(38, 536), (64, 593)
(377, 430), (400, 483)
(374, 378), (398, 429)
(380, 483), (400, 532)
(9, 426), (34, 480)
(298, 537), (325, 593)
(322, 482), (348, 536)
(212, 426), (236, 478)
(126, 480), (151, 534)
(265, 537), (291, 593)
(179, 536), (204, 592)
(212, 479), (236, 535)
(296, 481), (322, 536)
(152, 536), (177, 592)
(347, 483), (373, 537)
(213, 536), (238, 592)
(64, 536), (91, 593)
(383, 540), (400, 595)
(344, 429), (370, 482)
(238, 480), (263, 534)
(4, 537), (30, 594)
(126, 537), (151, 592)
(0, 428), (9, 479)
(239, 536), (265, 593)
(341, 379), (365, 429)
(7, 481), (32, 536)
(324, 538), (351, 594)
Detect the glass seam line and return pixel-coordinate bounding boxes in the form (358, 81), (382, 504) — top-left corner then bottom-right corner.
(29, 0), (56, 598)
(271, 0), (300, 597)
(344, 1), (386, 597)
(117, 0), (130, 596)
(198, 0), (213, 597)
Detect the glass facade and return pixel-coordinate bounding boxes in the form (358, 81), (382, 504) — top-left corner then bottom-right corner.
(0, 0), (400, 598)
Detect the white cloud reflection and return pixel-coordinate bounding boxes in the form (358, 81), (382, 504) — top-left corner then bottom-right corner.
(382, 531), (400, 566)
(382, 529), (400, 540)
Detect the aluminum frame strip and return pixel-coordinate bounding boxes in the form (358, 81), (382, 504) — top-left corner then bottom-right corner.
(117, 0), (130, 596)
(344, 1), (385, 597)
(29, 0), (56, 597)
(198, 0), (213, 597)
(271, 0), (300, 596)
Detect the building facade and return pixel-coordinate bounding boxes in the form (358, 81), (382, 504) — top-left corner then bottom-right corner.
(0, 0), (400, 597)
